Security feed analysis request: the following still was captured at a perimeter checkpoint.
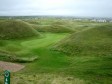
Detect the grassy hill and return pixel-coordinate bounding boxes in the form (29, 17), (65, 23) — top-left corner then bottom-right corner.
(28, 20), (73, 33)
(54, 24), (112, 56)
(52, 24), (112, 84)
(0, 18), (112, 83)
(32, 24), (73, 33)
(25, 19), (102, 33)
(0, 20), (40, 39)
(0, 49), (38, 63)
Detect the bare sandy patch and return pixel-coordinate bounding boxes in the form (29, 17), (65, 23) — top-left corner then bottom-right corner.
(0, 61), (25, 72)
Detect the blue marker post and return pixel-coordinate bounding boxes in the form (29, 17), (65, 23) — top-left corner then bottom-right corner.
(4, 70), (10, 84)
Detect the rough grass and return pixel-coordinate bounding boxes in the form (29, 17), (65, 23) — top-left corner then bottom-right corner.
(53, 24), (112, 56)
(27, 19), (74, 33)
(0, 43), (39, 63)
(0, 32), (112, 84)
(0, 50), (12, 61)
(13, 56), (38, 63)
(0, 33), (68, 64)
(52, 24), (112, 84)
(0, 50), (38, 63)
(27, 19), (102, 33)
(32, 24), (73, 33)
(0, 18), (112, 84)
(0, 73), (87, 84)
(0, 20), (40, 39)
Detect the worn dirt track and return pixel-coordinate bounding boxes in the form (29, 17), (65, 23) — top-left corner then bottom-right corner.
(0, 61), (25, 72)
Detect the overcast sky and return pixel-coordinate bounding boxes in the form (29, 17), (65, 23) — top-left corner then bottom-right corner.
(0, 0), (112, 17)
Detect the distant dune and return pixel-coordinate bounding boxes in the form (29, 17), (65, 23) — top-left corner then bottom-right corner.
(30, 21), (73, 33)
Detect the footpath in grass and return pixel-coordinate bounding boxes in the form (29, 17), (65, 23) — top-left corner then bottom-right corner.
(0, 33), (111, 84)
(0, 33), (70, 73)
(18, 33), (70, 73)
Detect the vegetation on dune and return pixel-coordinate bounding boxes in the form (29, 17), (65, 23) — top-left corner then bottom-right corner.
(0, 50), (14, 61)
(52, 24), (112, 84)
(27, 19), (101, 33)
(0, 18), (112, 84)
(32, 24), (73, 33)
(54, 24), (112, 56)
(27, 20), (74, 33)
(0, 33), (68, 64)
(32, 25), (73, 33)
(0, 20), (40, 39)
(0, 73), (87, 84)
(23, 19), (41, 25)
(0, 50), (38, 63)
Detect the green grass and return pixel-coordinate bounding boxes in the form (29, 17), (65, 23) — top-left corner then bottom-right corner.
(31, 23), (73, 33)
(0, 32), (111, 83)
(63, 56), (112, 84)
(0, 73), (87, 84)
(54, 24), (112, 56)
(0, 19), (112, 84)
(0, 20), (40, 39)
(52, 24), (112, 84)
(0, 33), (69, 64)
(0, 33), (84, 84)
(27, 18), (103, 34)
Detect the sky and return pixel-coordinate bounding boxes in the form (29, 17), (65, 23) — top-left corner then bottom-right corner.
(0, 0), (112, 17)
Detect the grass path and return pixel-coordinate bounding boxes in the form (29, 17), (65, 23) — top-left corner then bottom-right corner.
(1, 33), (111, 84)
(13, 33), (70, 73)
(21, 33), (67, 48)
(0, 33), (87, 84)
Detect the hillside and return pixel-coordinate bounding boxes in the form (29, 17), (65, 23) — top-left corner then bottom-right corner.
(32, 24), (73, 33)
(53, 24), (112, 56)
(0, 20), (40, 39)
(30, 20), (73, 33)
(0, 18), (112, 84)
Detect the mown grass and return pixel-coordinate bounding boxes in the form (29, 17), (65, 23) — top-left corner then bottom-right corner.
(0, 32), (111, 84)
(0, 33), (69, 64)
(0, 19), (112, 84)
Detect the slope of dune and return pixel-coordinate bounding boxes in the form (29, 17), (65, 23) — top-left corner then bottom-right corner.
(54, 24), (112, 56)
(0, 20), (40, 39)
